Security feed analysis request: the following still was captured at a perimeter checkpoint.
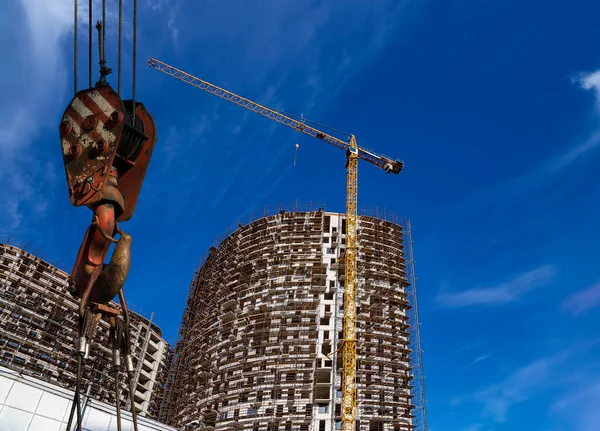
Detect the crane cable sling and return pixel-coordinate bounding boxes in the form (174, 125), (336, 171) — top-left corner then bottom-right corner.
(114, 322), (124, 431)
(65, 355), (82, 430)
(66, 310), (95, 430)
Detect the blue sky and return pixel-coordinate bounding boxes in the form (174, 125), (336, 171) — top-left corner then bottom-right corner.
(1, 1), (599, 430)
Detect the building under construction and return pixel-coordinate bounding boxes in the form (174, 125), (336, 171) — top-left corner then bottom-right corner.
(161, 206), (427, 431)
(0, 241), (172, 419)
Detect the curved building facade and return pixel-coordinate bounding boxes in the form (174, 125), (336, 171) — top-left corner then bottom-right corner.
(164, 210), (415, 431)
(0, 242), (172, 418)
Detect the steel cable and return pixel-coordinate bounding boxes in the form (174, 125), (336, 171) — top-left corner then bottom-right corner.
(65, 373), (77, 430)
(277, 108), (351, 138)
(267, 106), (352, 139)
(127, 373), (139, 431)
(75, 355), (83, 429)
(113, 323), (123, 431)
(66, 354), (83, 431)
(102, 0), (106, 71)
(74, 0), (78, 94)
(118, 0), (123, 95)
(132, 0), (137, 110)
(88, 0), (92, 87)
(115, 362), (122, 431)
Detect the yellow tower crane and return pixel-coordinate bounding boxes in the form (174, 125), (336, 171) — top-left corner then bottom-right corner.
(148, 57), (404, 431)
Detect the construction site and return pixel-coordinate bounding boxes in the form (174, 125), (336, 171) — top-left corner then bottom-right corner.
(159, 206), (426, 431)
(0, 1), (428, 430)
(0, 241), (172, 419)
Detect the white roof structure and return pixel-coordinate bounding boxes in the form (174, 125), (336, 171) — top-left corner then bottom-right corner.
(0, 366), (177, 431)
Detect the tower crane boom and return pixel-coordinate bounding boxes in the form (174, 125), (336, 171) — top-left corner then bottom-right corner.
(147, 58), (403, 174)
(147, 57), (403, 431)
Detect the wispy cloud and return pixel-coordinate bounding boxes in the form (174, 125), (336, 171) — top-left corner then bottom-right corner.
(0, 1), (73, 232)
(500, 69), (600, 194)
(0, 0), (181, 234)
(472, 351), (570, 422)
(468, 125), (600, 219)
(461, 353), (493, 370)
(457, 341), (600, 425)
(552, 379), (600, 431)
(562, 282), (600, 315)
(1, 1), (71, 153)
(150, 1), (416, 217)
(502, 69), (600, 192)
(436, 265), (555, 308)
(145, 0), (179, 44)
(574, 69), (600, 112)
(430, 72), (600, 233)
(505, 129), (600, 194)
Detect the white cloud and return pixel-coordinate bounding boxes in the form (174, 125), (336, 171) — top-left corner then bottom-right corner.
(457, 341), (600, 425)
(152, 0), (415, 217)
(145, 0), (179, 44)
(552, 380), (600, 431)
(0, 0), (72, 153)
(562, 282), (600, 315)
(575, 69), (600, 111)
(436, 265), (555, 308)
(507, 69), (600, 190)
(431, 71), (600, 232)
(0, 1), (74, 231)
(0, 0), (172, 232)
(461, 353), (493, 370)
(475, 354), (563, 422)
(506, 129), (600, 194)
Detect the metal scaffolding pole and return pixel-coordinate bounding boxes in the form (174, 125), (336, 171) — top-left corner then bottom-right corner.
(405, 220), (429, 431)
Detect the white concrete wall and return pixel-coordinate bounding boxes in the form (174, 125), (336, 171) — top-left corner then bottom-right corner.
(0, 366), (176, 431)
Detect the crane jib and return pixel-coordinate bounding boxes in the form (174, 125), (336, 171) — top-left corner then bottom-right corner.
(147, 57), (404, 174)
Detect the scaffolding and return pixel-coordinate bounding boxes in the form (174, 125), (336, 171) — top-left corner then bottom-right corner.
(403, 222), (428, 431)
(163, 208), (425, 431)
(162, 206), (324, 430)
(358, 208), (428, 431)
(352, 215), (413, 431)
(0, 240), (171, 419)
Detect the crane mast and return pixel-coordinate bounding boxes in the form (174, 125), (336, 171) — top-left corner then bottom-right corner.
(148, 58), (403, 431)
(343, 135), (359, 430)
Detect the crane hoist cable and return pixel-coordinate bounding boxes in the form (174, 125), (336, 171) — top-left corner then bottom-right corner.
(147, 57), (404, 431)
(72, 0), (137, 98)
(73, 0), (77, 93)
(118, 0), (123, 94)
(102, 0), (106, 78)
(89, 0), (92, 88)
(132, 0), (138, 107)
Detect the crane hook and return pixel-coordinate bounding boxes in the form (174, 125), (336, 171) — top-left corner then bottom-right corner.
(293, 143), (299, 167)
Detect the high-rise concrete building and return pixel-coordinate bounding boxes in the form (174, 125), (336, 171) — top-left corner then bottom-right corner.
(0, 242), (172, 419)
(162, 209), (426, 431)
